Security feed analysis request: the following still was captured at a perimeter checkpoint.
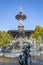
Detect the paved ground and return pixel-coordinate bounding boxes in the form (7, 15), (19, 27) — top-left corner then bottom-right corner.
(0, 62), (19, 65)
(0, 62), (43, 65)
(0, 60), (43, 65)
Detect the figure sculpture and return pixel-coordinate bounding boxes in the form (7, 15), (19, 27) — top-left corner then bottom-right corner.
(19, 44), (32, 65)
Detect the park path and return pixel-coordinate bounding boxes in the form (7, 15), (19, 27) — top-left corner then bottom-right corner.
(0, 61), (43, 65)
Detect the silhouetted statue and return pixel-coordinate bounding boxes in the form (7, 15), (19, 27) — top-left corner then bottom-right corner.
(19, 44), (32, 65)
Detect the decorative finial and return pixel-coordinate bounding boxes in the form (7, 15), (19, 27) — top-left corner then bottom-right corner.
(19, 6), (23, 12)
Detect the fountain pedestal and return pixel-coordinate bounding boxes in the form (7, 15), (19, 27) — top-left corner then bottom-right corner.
(15, 8), (26, 49)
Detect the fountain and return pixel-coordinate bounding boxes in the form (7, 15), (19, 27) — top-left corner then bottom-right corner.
(15, 7), (26, 49)
(4, 8), (33, 58)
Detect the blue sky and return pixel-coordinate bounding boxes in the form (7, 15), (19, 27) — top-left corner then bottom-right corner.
(0, 0), (43, 31)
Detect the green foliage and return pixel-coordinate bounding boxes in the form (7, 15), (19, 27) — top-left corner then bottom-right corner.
(32, 25), (43, 45)
(0, 31), (13, 47)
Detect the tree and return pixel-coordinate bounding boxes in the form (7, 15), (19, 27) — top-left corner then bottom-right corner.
(32, 25), (43, 45)
(0, 31), (13, 47)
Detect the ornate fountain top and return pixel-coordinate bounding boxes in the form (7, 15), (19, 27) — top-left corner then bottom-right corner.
(15, 7), (26, 21)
